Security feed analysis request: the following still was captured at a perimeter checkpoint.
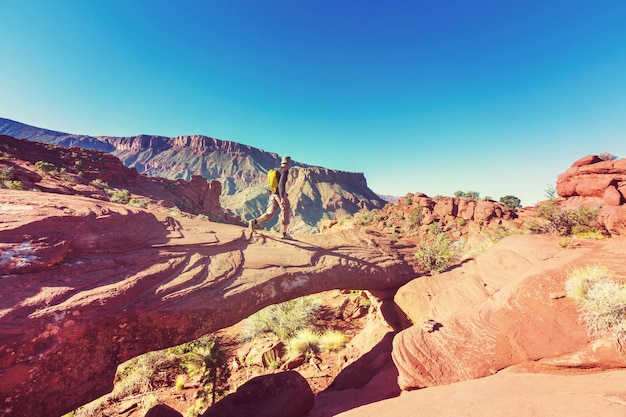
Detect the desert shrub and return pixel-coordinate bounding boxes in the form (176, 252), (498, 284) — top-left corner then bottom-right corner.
(454, 190), (480, 200)
(414, 232), (461, 273)
(598, 152), (618, 161)
(289, 328), (321, 356)
(3, 180), (23, 190)
(174, 336), (230, 406)
(544, 184), (557, 200)
(108, 189), (131, 204)
(556, 236), (577, 249)
(527, 200), (600, 236)
(354, 209), (379, 226)
(90, 178), (109, 189)
(241, 296), (321, 341)
(574, 230), (606, 240)
(0, 167), (13, 180)
(175, 374), (186, 390)
(318, 329), (349, 353)
(499, 195), (522, 210)
(34, 160), (56, 173)
(565, 265), (626, 349)
(100, 350), (179, 409)
(129, 198), (149, 208)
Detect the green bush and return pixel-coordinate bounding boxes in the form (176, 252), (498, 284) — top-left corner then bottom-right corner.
(0, 167), (13, 180)
(527, 200), (600, 236)
(414, 232), (461, 273)
(499, 195), (522, 210)
(108, 189), (131, 204)
(565, 265), (626, 346)
(241, 296), (321, 341)
(289, 328), (321, 356)
(3, 180), (23, 190)
(129, 198), (149, 208)
(174, 336), (230, 406)
(318, 329), (349, 353)
(90, 178), (109, 189)
(34, 160), (56, 173)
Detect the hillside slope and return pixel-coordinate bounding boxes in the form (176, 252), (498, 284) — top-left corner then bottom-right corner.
(0, 117), (385, 232)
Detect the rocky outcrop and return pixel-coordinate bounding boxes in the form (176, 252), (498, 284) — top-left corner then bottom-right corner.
(0, 135), (230, 222)
(557, 155), (626, 205)
(556, 154), (626, 235)
(392, 234), (626, 390)
(0, 190), (420, 417)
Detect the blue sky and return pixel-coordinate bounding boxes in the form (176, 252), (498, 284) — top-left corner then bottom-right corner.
(1, 1), (625, 205)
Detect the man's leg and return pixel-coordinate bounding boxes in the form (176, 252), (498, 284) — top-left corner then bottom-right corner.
(281, 198), (291, 238)
(250, 195), (280, 231)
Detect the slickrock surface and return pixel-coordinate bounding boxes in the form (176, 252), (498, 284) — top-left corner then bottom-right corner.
(0, 190), (419, 417)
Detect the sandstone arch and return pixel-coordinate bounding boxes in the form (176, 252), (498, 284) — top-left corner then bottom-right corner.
(0, 191), (420, 416)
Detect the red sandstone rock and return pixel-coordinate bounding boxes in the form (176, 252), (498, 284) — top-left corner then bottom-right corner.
(201, 371), (314, 417)
(391, 234), (626, 390)
(557, 154), (626, 200)
(598, 206), (626, 236)
(145, 404), (184, 417)
(572, 154), (602, 167)
(0, 190), (419, 417)
(604, 185), (624, 206)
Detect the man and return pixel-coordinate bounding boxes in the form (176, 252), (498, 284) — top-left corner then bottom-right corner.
(249, 155), (292, 239)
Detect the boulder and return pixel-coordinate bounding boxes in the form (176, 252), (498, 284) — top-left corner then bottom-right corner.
(201, 371), (314, 417)
(145, 404), (183, 417)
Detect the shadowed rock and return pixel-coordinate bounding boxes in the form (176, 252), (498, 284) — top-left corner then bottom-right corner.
(201, 371), (314, 417)
(0, 190), (420, 417)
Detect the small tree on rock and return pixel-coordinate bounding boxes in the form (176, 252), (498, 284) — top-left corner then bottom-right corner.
(499, 195), (522, 210)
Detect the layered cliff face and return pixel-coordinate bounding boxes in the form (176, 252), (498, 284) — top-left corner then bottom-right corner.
(0, 118), (386, 232)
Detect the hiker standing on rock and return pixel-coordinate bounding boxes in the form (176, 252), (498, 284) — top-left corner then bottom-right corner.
(249, 155), (292, 239)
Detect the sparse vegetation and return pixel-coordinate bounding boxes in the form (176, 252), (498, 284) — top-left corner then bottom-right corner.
(34, 160), (56, 173)
(499, 195), (522, 210)
(172, 335), (230, 407)
(68, 335), (230, 417)
(454, 190), (480, 201)
(129, 198), (149, 208)
(565, 265), (626, 353)
(0, 166), (13, 180)
(544, 184), (557, 200)
(414, 230), (461, 273)
(241, 296), (321, 341)
(90, 178), (109, 189)
(108, 188), (131, 204)
(318, 329), (349, 352)
(527, 200), (601, 236)
(3, 180), (23, 190)
(598, 152), (618, 161)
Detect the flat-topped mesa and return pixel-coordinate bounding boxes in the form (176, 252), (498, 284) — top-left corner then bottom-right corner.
(0, 191), (421, 417)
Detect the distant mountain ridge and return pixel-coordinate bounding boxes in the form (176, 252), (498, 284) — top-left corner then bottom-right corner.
(0, 117), (385, 232)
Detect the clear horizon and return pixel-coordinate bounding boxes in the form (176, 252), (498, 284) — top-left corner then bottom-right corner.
(1, 1), (625, 206)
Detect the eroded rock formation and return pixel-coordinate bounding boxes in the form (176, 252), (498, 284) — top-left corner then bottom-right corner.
(392, 234), (626, 390)
(0, 190), (420, 417)
(556, 154), (626, 236)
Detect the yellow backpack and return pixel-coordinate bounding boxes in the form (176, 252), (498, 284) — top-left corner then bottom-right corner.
(267, 169), (279, 193)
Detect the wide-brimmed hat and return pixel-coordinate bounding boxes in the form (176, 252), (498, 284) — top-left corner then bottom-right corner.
(281, 156), (292, 164)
